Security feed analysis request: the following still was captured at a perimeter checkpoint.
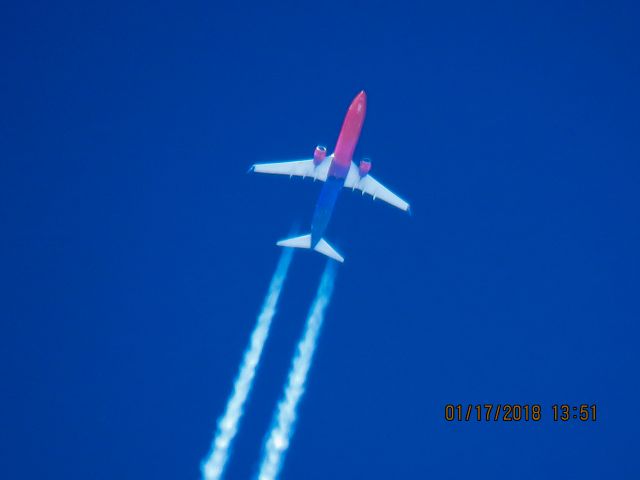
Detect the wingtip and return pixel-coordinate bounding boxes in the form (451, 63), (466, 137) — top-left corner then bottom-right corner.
(247, 165), (255, 174)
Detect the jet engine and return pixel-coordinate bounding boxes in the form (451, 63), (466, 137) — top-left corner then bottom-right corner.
(313, 145), (327, 165)
(359, 158), (372, 177)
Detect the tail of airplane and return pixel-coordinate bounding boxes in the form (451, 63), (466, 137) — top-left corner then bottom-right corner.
(277, 234), (344, 263)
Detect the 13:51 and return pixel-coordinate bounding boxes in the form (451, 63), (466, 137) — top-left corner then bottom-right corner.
(552, 404), (597, 421)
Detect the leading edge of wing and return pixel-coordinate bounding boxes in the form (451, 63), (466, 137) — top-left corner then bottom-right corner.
(343, 162), (411, 212)
(250, 155), (332, 181)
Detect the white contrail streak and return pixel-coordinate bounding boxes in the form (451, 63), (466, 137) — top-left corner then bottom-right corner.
(257, 261), (337, 480)
(201, 248), (294, 480)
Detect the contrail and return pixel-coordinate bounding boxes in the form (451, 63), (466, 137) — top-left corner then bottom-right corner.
(257, 261), (338, 480)
(201, 248), (294, 480)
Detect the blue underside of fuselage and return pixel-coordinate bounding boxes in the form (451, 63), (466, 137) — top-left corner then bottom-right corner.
(311, 176), (344, 247)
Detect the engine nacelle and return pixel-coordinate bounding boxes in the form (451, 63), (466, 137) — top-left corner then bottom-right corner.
(359, 158), (372, 177)
(313, 145), (327, 165)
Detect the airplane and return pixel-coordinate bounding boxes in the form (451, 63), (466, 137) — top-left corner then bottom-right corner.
(249, 90), (410, 263)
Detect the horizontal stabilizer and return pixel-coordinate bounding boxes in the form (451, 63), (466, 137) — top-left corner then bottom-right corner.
(277, 234), (311, 249)
(276, 234), (344, 263)
(314, 239), (344, 263)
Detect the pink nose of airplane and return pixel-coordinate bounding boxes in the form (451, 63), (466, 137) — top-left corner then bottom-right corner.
(354, 90), (367, 113)
(331, 90), (368, 175)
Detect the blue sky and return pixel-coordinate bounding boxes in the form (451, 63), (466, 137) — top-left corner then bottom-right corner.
(2, 1), (639, 479)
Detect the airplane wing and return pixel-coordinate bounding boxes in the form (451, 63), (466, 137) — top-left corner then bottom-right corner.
(250, 155), (332, 181)
(343, 162), (410, 212)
